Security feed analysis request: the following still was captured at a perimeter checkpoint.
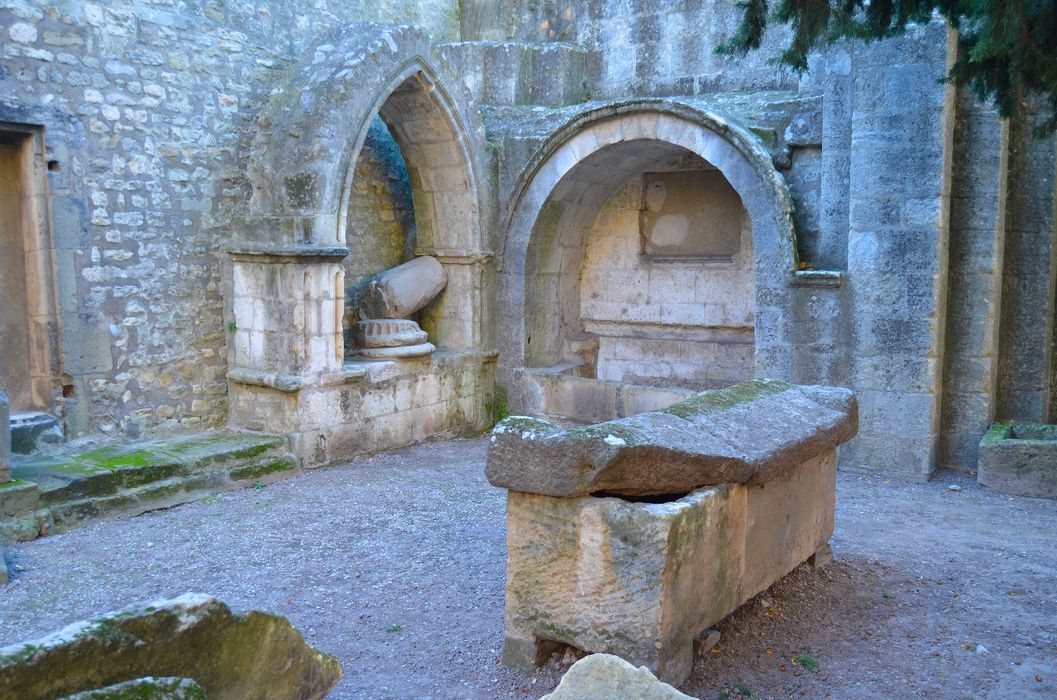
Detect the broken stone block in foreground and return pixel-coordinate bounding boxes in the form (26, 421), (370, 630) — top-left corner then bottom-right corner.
(0, 593), (342, 700)
(487, 379), (857, 686)
(540, 653), (692, 699)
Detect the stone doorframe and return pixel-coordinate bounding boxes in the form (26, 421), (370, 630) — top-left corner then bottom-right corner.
(495, 100), (801, 410)
(227, 22), (494, 395)
(0, 123), (62, 415)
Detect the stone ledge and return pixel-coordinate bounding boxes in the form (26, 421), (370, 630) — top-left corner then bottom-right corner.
(226, 365), (371, 392)
(790, 269), (843, 287)
(0, 431), (300, 543)
(227, 244), (350, 263)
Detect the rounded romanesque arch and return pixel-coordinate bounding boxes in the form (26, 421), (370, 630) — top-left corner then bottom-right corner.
(496, 101), (800, 411)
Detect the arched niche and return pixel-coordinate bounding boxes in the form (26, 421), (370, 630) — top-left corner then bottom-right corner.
(496, 102), (800, 412)
(232, 22), (494, 385)
(227, 23), (496, 466)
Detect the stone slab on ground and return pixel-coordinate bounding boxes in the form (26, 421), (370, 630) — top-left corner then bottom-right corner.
(539, 654), (692, 699)
(486, 379), (857, 497)
(0, 593), (342, 700)
(978, 423), (1057, 499)
(0, 431), (299, 543)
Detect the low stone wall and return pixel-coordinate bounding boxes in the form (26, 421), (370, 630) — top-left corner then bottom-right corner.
(229, 350), (496, 468)
(522, 369), (694, 424)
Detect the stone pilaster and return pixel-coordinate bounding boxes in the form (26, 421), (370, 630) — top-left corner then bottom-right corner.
(938, 96), (1008, 470)
(996, 102), (1057, 423)
(840, 23), (957, 480)
(228, 245), (348, 384)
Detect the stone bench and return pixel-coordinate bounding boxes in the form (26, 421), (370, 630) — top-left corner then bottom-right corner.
(485, 379), (858, 686)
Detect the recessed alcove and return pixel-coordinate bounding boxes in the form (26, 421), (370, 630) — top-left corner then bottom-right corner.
(341, 116), (417, 346)
(230, 25), (496, 468)
(524, 141), (755, 393)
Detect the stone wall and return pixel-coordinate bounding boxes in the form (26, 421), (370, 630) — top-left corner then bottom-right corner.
(229, 350), (495, 468)
(579, 174), (754, 388)
(0, 0), (456, 442)
(460, 0), (800, 98)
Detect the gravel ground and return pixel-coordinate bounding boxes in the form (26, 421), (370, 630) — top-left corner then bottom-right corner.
(1, 436), (1055, 699)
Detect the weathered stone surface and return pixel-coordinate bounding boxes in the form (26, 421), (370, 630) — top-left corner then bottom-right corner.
(0, 593), (342, 700)
(60, 677), (206, 699)
(501, 451), (836, 686)
(353, 318), (436, 359)
(358, 342), (437, 360)
(540, 654), (692, 700)
(978, 423), (1057, 499)
(353, 319), (428, 349)
(0, 392), (9, 483)
(0, 432), (299, 542)
(487, 379), (857, 497)
(356, 256), (448, 320)
(9, 413), (62, 455)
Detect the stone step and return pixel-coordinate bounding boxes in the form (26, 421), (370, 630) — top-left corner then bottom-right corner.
(0, 431), (299, 542)
(439, 40), (589, 107)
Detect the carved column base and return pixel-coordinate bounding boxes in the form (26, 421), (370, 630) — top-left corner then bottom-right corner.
(354, 319), (435, 359)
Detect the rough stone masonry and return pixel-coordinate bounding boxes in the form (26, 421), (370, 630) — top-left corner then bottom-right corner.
(0, 0), (1053, 479)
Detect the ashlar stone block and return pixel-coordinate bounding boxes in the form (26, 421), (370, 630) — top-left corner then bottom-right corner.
(978, 423), (1057, 499)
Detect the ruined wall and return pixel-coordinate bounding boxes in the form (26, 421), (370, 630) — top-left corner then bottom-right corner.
(460, 0), (799, 97)
(0, 0), (456, 441)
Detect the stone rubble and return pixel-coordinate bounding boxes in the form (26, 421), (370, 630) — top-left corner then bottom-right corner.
(0, 593), (342, 700)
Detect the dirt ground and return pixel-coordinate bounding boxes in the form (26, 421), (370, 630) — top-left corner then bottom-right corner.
(1, 436), (1055, 699)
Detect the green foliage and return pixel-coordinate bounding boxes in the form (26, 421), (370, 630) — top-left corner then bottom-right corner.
(719, 683), (758, 699)
(719, 0), (1057, 132)
(794, 652), (819, 670)
(385, 623), (403, 633)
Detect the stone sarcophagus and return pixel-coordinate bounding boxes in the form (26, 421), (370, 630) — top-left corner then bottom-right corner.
(486, 379), (858, 686)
